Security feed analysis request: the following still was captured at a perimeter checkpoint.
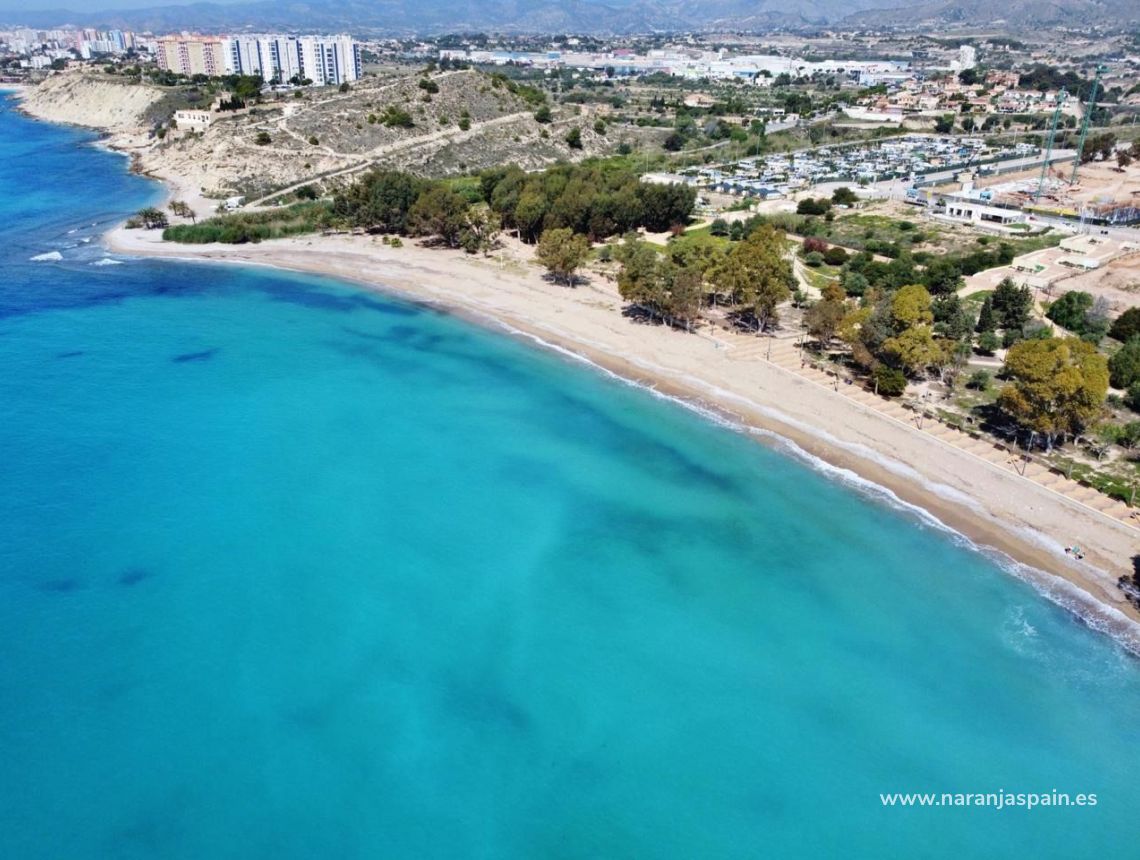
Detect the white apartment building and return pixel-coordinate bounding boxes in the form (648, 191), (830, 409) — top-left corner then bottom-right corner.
(223, 34), (360, 86)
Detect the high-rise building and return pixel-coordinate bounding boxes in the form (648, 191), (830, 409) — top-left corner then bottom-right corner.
(223, 34), (360, 86)
(155, 35), (226, 77)
(958, 45), (977, 71)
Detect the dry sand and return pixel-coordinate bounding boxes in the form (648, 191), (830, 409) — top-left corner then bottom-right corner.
(107, 225), (1140, 648)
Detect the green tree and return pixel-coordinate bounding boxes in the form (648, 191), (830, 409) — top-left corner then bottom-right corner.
(616, 239), (704, 330)
(1127, 381), (1140, 413)
(407, 185), (470, 248)
(976, 330), (1000, 355)
(831, 186), (858, 206)
(882, 325), (945, 377)
(534, 105), (552, 123)
(636, 182), (696, 233)
(840, 269), (869, 297)
(513, 190), (548, 244)
(136, 207), (169, 229)
(1045, 290), (1094, 334)
(922, 256), (963, 294)
(991, 277), (1032, 330)
(932, 293), (975, 341)
(997, 337), (1109, 448)
(333, 170), (424, 234)
(535, 227), (590, 286)
(976, 295), (997, 332)
(806, 296), (847, 347)
(1109, 307), (1140, 343)
(459, 205), (500, 255)
(709, 225), (793, 332)
(796, 197), (831, 216)
(890, 284), (934, 331)
(873, 364), (908, 396)
(565, 126), (583, 149)
(1109, 338), (1140, 389)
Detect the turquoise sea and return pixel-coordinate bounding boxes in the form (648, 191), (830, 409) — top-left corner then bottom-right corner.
(2, 92), (1140, 859)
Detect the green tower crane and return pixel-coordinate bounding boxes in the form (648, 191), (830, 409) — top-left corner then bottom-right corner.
(1034, 88), (1067, 203)
(1070, 65), (1108, 185)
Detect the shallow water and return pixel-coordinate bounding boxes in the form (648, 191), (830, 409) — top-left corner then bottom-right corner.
(2, 92), (1139, 859)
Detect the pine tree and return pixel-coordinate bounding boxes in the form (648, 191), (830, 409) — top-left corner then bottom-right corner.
(976, 296), (997, 333)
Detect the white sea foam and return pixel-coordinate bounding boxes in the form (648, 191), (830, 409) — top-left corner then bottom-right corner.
(492, 321), (1140, 657)
(92, 257), (122, 266)
(30, 250), (63, 262)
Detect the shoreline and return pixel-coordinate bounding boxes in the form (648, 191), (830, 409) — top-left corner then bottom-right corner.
(105, 223), (1140, 651)
(17, 90), (1137, 650)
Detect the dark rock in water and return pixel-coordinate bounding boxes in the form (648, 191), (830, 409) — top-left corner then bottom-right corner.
(38, 578), (82, 593)
(172, 349), (217, 363)
(55, 350), (84, 359)
(118, 568), (152, 587)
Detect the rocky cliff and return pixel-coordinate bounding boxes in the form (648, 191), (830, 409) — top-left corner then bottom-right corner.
(19, 72), (166, 131)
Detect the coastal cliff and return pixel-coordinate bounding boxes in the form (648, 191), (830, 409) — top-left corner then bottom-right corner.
(19, 68), (639, 211)
(18, 72), (166, 131)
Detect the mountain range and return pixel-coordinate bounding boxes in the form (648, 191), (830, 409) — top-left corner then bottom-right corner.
(4, 0), (1138, 33)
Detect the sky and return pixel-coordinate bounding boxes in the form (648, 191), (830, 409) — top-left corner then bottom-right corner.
(0, 0), (241, 12)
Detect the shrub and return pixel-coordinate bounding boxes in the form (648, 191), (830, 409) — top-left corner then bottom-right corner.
(254, 131), (271, 145)
(417, 78), (439, 94)
(966, 369), (992, 391)
(804, 251), (825, 267)
(458, 116), (471, 131)
(796, 197), (831, 216)
(976, 330), (1000, 355)
(1046, 290), (1094, 333)
(823, 246), (849, 266)
(565, 127), (583, 149)
(1127, 381), (1140, 413)
(831, 186), (858, 206)
(534, 105), (552, 124)
(381, 106), (415, 128)
(1110, 307), (1140, 343)
(1109, 338), (1140, 389)
(308, 136), (319, 146)
(873, 365), (908, 397)
(802, 236), (828, 255)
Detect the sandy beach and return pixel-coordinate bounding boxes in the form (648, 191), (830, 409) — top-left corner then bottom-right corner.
(105, 223), (1140, 645)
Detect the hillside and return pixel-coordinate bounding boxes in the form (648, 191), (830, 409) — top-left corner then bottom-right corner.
(19, 73), (169, 130)
(19, 69), (644, 211)
(8, 0), (1140, 31)
(6, 0), (914, 34)
(847, 0), (1140, 28)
